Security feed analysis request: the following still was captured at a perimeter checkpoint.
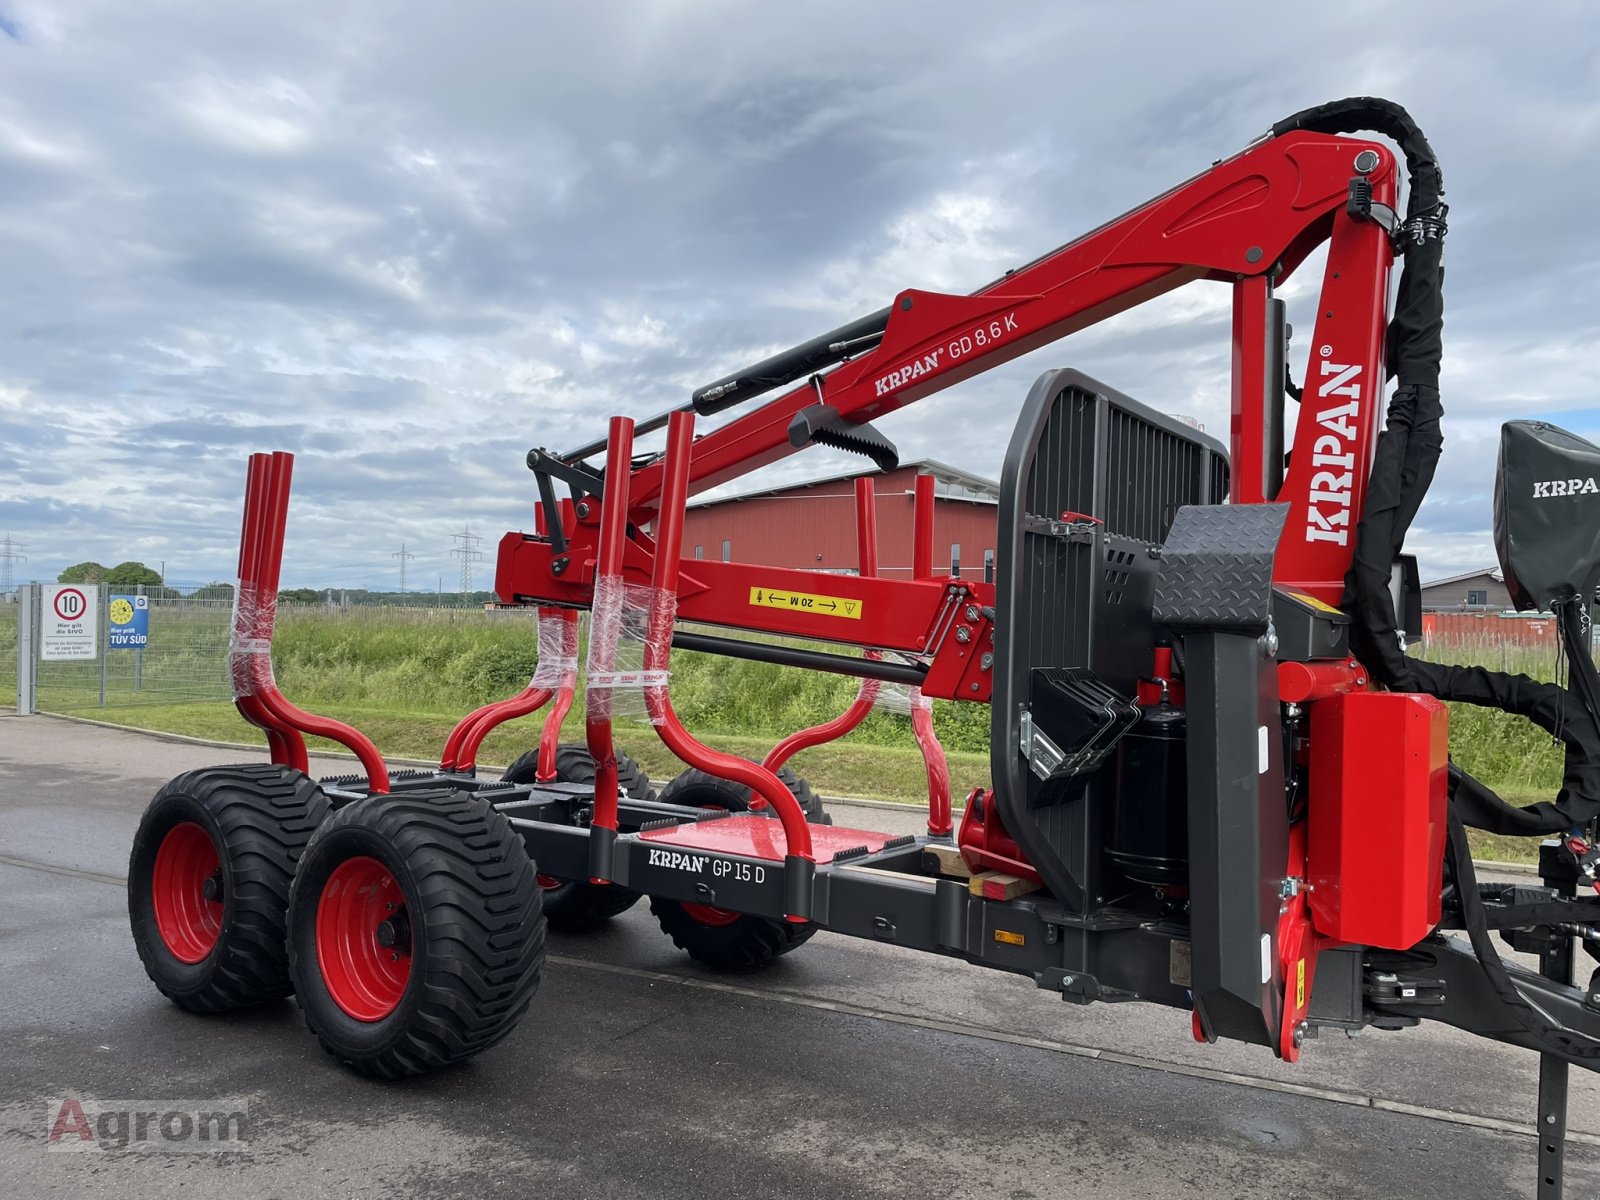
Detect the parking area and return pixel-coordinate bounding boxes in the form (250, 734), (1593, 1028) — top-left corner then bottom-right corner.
(2, 714), (1597, 1198)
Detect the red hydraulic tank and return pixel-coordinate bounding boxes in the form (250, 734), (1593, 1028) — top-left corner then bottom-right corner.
(1306, 691), (1449, 950)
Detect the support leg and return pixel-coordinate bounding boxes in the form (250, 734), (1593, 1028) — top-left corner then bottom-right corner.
(1537, 842), (1577, 1200)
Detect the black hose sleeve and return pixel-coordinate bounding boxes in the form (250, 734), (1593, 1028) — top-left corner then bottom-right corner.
(1272, 97), (1438, 177)
(1444, 807), (1600, 1061)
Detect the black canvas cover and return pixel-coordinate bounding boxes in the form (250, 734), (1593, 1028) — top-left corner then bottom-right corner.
(1494, 420), (1600, 612)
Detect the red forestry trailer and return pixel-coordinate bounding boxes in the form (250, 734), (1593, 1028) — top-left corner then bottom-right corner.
(127, 99), (1600, 1196)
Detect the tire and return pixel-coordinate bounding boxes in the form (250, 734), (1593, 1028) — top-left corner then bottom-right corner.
(129, 764), (331, 1014)
(501, 743), (651, 931)
(647, 764), (825, 970)
(656, 764), (830, 824)
(649, 896), (817, 970)
(287, 788), (546, 1079)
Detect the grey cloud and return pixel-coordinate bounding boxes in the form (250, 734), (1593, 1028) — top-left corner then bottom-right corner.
(1, 0), (1598, 589)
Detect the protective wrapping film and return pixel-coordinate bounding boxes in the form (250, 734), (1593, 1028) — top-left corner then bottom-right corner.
(873, 680), (932, 716)
(228, 580), (276, 700)
(529, 609), (579, 689)
(585, 576), (671, 724)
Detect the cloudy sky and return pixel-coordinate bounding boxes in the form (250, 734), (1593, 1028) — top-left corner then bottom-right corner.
(1, 1), (1597, 592)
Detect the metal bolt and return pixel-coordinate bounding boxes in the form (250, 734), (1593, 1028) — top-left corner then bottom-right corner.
(1353, 149), (1380, 174)
(1293, 1021), (1307, 1049)
(956, 626), (971, 644)
(551, 557), (568, 576)
(980, 653), (993, 671)
(1284, 703), (1302, 719)
(575, 501), (591, 519)
(1062, 975), (1074, 988)
(970, 682), (980, 693)
(965, 605), (980, 621)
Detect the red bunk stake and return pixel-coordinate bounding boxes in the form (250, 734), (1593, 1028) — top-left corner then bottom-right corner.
(912, 472), (935, 580)
(534, 608), (580, 781)
(441, 500), (573, 772)
(911, 697), (953, 837)
(231, 453), (308, 773)
(227, 452), (391, 793)
(584, 417), (636, 882)
(854, 475), (879, 580)
(642, 410), (816, 920)
(763, 476), (884, 774)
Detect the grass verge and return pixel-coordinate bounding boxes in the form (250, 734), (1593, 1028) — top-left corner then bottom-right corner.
(57, 700), (989, 808)
(58, 699), (1549, 864)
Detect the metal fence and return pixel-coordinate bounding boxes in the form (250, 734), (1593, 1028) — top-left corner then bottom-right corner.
(33, 594), (235, 711)
(0, 600), (16, 705)
(19, 593), (524, 714)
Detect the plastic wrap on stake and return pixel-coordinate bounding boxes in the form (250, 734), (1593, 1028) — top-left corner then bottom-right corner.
(873, 681), (932, 717)
(586, 577), (670, 724)
(530, 608), (579, 689)
(640, 584), (678, 725)
(228, 580), (277, 700)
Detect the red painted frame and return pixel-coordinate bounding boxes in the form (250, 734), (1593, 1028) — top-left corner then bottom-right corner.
(231, 453), (390, 792)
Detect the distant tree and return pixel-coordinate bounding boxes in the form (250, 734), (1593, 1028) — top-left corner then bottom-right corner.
(58, 561), (108, 583)
(190, 581), (236, 601)
(105, 561), (164, 588)
(277, 587), (320, 605)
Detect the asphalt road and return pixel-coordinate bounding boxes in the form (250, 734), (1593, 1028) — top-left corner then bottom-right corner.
(2, 714), (1597, 1198)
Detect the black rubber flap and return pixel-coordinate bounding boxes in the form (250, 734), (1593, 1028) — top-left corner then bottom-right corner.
(1153, 504), (1289, 633)
(1494, 420), (1600, 612)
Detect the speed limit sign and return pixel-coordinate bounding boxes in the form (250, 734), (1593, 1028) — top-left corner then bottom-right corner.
(41, 584), (99, 660)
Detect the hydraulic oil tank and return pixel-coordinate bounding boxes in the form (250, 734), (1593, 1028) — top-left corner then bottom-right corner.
(1107, 702), (1188, 887)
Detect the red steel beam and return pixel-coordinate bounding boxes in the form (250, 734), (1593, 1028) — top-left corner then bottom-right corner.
(643, 410), (816, 901)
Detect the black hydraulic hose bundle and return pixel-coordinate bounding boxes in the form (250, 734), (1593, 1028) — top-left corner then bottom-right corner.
(1274, 99), (1600, 1058)
(1275, 99), (1600, 837)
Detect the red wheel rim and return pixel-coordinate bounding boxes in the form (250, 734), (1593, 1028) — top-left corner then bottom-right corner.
(152, 821), (224, 964)
(315, 856), (411, 1022)
(681, 901), (742, 927)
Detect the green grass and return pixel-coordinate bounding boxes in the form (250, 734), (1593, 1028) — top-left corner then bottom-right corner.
(37, 609), (1591, 864)
(61, 695), (987, 805)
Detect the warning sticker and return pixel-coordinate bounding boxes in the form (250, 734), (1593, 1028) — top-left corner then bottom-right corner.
(748, 587), (863, 620)
(1295, 958), (1306, 1010)
(1286, 589), (1341, 615)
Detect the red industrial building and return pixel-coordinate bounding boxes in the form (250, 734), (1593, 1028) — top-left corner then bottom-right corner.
(678, 460), (998, 580)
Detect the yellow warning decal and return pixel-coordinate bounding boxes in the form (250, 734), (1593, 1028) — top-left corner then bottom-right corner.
(1287, 589), (1341, 615)
(748, 587), (863, 619)
(1295, 958), (1306, 1010)
(994, 929), (1026, 947)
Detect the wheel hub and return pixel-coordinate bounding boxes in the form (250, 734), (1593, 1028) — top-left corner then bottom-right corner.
(151, 821), (224, 964)
(315, 856), (412, 1022)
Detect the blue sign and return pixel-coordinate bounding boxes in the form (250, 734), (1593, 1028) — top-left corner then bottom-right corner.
(107, 594), (149, 649)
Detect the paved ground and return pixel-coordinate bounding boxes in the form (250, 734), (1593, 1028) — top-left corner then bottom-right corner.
(2, 713), (1597, 1198)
